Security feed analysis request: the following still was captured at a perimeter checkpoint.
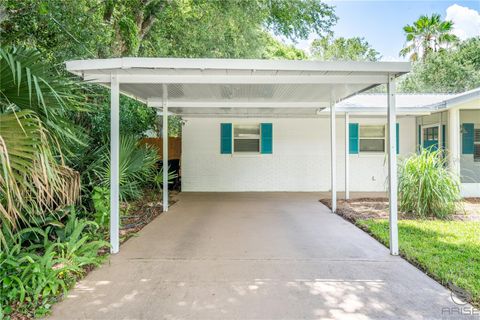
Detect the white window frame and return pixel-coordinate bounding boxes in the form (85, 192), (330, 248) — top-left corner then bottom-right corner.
(421, 123), (441, 149)
(232, 123), (261, 154)
(359, 124), (386, 154)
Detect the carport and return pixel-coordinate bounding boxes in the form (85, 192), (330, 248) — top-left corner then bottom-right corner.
(66, 58), (410, 255)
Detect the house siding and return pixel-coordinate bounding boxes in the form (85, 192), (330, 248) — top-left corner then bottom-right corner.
(181, 116), (416, 192)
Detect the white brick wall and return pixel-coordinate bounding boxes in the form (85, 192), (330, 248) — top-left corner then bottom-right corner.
(181, 116), (416, 192)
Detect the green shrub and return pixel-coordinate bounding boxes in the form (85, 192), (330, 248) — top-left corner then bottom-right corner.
(90, 135), (159, 201)
(91, 186), (110, 228)
(0, 209), (108, 318)
(398, 148), (461, 218)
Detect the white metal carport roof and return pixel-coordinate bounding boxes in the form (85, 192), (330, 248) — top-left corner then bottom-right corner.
(66, 58), (410, 117)
(66, 57), (410, 257)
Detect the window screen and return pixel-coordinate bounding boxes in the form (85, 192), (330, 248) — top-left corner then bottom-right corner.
(233, 124), (260, 153)
(359, 125), (385, 153)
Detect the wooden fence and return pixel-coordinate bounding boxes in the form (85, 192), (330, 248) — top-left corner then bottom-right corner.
(140, 137), (181, 160)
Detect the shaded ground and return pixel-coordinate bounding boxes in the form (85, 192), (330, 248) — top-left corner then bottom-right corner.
(48, 193), (463, 320)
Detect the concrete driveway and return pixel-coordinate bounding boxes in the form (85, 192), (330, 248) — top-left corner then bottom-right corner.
(49, 193), (460, 319)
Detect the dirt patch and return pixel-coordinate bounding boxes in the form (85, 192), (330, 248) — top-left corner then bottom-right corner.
(320, 198), (480, 222)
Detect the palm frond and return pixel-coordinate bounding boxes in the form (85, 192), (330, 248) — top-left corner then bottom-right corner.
(0, 47), (90, 154)
(0, 110), (80, 248)
(90, 136), (160, 201)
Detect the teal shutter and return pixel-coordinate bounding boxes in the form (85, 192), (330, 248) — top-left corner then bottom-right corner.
(220, 123), (232, 154)
(261, 123), (273, 154)
(442, 125), (446, 149)
(349, 123), (359, 154)
(462, 123), (474, 154)
(396, 123), (400, 154)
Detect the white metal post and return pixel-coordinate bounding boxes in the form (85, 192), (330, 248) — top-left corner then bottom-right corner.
(387, 74), (399, 256)
(110, 74), (120, 254)
(345, 113), (349, 200)
(330, 99), (337, 213)
(448, 107), (461, 177)
(162, 85), (169, 212)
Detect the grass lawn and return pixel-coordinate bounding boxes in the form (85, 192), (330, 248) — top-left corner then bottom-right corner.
(357, 219), (480, 306)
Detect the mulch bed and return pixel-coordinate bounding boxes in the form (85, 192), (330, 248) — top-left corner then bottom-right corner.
(319, 197), (480, 222)
(320, 198), (410, 223)
(119, 190), (179, 243)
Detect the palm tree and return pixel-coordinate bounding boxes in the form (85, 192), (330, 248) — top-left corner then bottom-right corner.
(0, 47), (82, 246)
(400, 14), (458, 61)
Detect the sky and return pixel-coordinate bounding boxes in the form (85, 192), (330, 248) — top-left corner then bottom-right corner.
(290, 0), (480, 61)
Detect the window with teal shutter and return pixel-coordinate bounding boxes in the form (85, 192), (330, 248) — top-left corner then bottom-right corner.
(260, 123), (273, 154)
(349, 123), (359, 154)
(220, 123), (232, 154)
(462, 123), (474, 154)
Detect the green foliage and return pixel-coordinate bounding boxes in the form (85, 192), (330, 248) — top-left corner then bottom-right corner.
(311, 35), (380, 61)
(358, 219), (480, 306)
(0, 1), (112, 63)
(90, 136), (159, 201)
(398, 148), (461, 218)
(261, 34), (307, 60)
(87, 95), (157, 145)
(0, 46), (88, 154)
(0, 209), (108, 318)
(399, 37), (480, 93)
(152, 167), (178, 193)
(168, 115), (183, 137)
(1, 0), (337, 60)
(118, 16), (140, 56)
(91, 187), (110, 228)
(0, 47), (83, 245)
(400, 13), (458, 61)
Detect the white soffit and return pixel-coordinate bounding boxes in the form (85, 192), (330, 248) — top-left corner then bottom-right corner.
(66, 58), (410, 117)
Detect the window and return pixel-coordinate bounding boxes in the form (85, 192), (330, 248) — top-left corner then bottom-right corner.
(423, 126), (439, 143)
(233, 124), (260, 153)
(359, 125), (385, 153)
(474, 127), (480, 162)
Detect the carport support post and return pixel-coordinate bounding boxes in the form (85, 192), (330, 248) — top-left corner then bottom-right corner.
(330, 99), (336, 213)
(345, 113), (349, 200)
(387, 74), (399, 256)
(162, 85), (169, 212)
(110, 73), (120, 254)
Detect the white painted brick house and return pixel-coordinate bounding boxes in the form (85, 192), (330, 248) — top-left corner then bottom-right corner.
(182, 89), (480, 196)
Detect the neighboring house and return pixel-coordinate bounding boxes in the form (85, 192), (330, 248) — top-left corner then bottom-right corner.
(181, 88), (480, 196)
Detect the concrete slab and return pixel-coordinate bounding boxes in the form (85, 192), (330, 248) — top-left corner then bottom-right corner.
(48, 193), (463, 320)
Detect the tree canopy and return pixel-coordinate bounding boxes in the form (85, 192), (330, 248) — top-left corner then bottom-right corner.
(1, 0), (336, 62)
(399, 37), (480, 93)
(310, 35), (380, 61)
